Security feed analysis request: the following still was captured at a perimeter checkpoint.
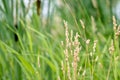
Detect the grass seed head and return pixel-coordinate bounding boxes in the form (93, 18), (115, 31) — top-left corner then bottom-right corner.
(109, 40), (114, 54)
(86, 39), (90, 45)
(80, 19), (85, 29)
(113, 16), (117, 31)
(93, 40), (98, 52)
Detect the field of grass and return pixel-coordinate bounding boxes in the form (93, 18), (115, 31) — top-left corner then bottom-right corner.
(0, 0), (120, 80)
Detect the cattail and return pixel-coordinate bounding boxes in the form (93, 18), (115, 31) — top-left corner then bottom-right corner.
(36, 0), (41, 16)
(14, 24), (18, 42)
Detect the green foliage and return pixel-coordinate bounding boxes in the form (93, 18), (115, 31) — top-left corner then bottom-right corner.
(0, 0), (120, 80)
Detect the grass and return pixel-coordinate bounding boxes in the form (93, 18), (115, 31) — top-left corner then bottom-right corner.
(0, 0), (120, 80)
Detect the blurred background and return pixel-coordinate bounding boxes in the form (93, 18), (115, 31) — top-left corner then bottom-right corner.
(25, 0), (120, 38)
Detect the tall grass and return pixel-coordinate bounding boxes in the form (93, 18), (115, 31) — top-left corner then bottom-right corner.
(0, 0), (120, 80)
(59, 16), (120, 80)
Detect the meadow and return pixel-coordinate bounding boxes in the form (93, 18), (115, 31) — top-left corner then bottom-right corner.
(0, 0), (120, 80)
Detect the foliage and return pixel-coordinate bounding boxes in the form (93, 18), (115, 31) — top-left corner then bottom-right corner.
(0, 0), (120, 80)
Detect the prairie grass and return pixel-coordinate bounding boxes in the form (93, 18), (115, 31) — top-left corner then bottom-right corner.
(0, 0), (120, 80)
(60, 16), (120, 80)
